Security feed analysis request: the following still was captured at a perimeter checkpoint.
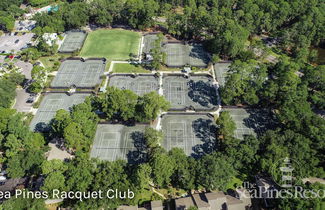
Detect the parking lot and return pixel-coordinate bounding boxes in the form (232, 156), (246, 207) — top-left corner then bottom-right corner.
(0, 33), (34, 53)
(13, 88), (33, 113)
(14, 20), (36, 32)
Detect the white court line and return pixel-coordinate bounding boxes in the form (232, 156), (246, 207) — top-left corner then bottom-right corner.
(95, 132), (105, 158)
(96, 131), (119, 159)
(170, 121), (186, 148)
(111, 132), (119, 161)
(138, 35), (144, 62)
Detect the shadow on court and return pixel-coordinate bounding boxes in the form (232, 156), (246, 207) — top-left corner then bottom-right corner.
(191, 118), (218, 159)
(243, 109), (277, 137)
(188, 80), (218, 107)
(189, 46), (209, 64)
(34, 122), (49, 132)
(126, 131), (147, 164)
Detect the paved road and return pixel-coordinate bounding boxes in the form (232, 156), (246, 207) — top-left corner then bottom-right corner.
(15, 60), (32, 79)
(12, 60), (33, 113)
(13, 87), (32, 113)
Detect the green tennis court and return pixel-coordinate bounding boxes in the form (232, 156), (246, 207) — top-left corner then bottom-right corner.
(90, 124), (147, 163)
(109, 75), (159, 95)
(51, 59), (105, 88)
(162, 74), (218, 110)
(164, 43), (210, 67)
(80, 29), (141, 60)
(58, 31), (87, 53)
(214, 62), (231, 86)
(30, 93), (90, 132)
(223, 108), (276, 140)
(161, 114), (217, 158)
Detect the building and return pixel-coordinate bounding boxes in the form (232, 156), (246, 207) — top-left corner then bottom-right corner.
(42, 33), (58, 46)
(117, 200), (163, 210)
(175, 191), (250, 210)
(175, 196), (196, 210)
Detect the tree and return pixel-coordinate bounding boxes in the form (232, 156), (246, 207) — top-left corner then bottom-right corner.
(20, 48), (42, 61)
(1, 195), (46, 210)
(221, 60), (267, 105)
(51, 109), (72, 135)
(53, 99), (99, 152)
(135, 91), (170, 122)
(149, 150), (175, 187)
(197, 153), (235, 191)
(7, 149), (45, 178)
(28, 81), (43, 93)
(206, 19), (249, 58)
(41, 171), (66, 193)
(41, 159), (68, 175)
(216, 111), (236, 139)
(169, 148), (195, 190)
(225, 135), (260, 172)
(88, 160), (133, 208)
(31, 65), (46, 82)
(97, 87), (138, 121)
(278, 182), (325, 209)
(134, 163), (152, 190)
(303, 65), (325, 109)
(65, 155), (94, 192)
(61, 2), (89, 30)
(63, 122), (86, 151)
(144, 127), (163, 149)
(0, 78), (17, 108)
(150, 33), (165, 70)
(0, 16), (14, 31)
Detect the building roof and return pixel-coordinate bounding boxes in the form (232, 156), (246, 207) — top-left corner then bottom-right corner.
(205, 192), (227, 210)
(0, 178), (27, 193)
(236, 188), (252, 207)
(175, 196), (195, 210)
(151, 200), (163, 210)
(226, 195), (245, 210)
(192, 193), (210, 209)
(205, 191), (226, 200)
(117, 205), (138, 210)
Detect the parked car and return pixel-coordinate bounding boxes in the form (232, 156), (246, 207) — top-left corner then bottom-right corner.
(26, 97), (35, 103)
(33, 62), (41, 66)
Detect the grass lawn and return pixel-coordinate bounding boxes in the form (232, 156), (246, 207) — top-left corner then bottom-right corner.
(112, 63), (151, 73)
(80, 29), (141, 60)
(38, 53), (71, 70)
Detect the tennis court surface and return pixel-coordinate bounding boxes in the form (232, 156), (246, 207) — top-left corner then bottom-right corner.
(143, 34), (160, 54)
(163, 75), (218, 110)
(58, 31), (87, 53)
(214, 62), (231, 86)
(161, 114), (217, 158)
(51, 59), (105, 88)
(223, 108), (276, 140)
(109, 75), (159, 95)
(30, 93), (90, 132)
(164, 43), (210, 67)
(90, 124), (147, 163)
